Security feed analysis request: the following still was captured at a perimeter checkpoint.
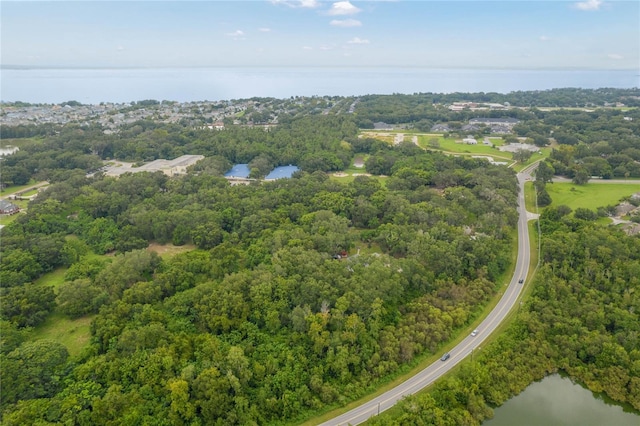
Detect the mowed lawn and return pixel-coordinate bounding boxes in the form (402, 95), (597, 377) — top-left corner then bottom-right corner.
(547, 182), (640, 210)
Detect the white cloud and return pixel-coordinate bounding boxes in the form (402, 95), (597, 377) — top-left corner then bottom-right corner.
(272, 0), (320, 8)
(225, 30), (245, 40)
(607, 53), (624, 60)
(328, 1), (362, 16)
(330, 19), (362, 27)
(259, 28), (271, 32)
(573, 0), (603, 11)
(302, 46), (313, 50)
(319, 45), (333, 50)
(116, 46), (125, 51)
(347, 37), (369, 44)
(538, 36), (551, 42)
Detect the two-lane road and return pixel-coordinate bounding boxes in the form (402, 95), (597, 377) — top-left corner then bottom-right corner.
(318, 164), (538, 426)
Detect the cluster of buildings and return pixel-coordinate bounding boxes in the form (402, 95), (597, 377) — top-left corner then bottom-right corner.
(100, 155), (205, 177)
(0, 100), (250, 132)
(431, 117), (520, 134)
(0, 96), (350, 134)
(448, 101), (510, 111)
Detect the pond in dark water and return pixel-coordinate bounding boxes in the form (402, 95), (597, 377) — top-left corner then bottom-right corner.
(484, 374), (639, 426)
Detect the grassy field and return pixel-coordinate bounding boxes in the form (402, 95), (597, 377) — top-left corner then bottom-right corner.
(32, 264), (90, 357)
(0, 179), (38, 196)
(34, 266), (68, 292)
(329, 174), (388, 187)
(357, 131), (554, 171)
(423, 136), (552, 170)
(419, 134), (509, 155)
(20, 188), (40, 197)
(547, 182), (640, 210)
(512, 150), (551, 172)
(1, 137), (42, 147)
(524, 182), (538, 213)
(32, 313), (94, 358)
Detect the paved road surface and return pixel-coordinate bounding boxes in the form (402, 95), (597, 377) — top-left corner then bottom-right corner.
(318, 163), (538, 426)
(0, 181), (49, 201)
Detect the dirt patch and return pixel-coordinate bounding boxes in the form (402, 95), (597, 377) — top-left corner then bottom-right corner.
(147, 243), (196, 257)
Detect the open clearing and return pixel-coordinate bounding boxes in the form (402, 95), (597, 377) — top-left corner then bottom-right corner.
(147, 242), (196, 257)
(33, 313), (94, 358)
(34, 266), (68, 291)
(547, 182), (640, 210)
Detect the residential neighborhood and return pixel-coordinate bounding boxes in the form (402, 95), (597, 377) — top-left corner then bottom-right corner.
(0, 96), (352, 133)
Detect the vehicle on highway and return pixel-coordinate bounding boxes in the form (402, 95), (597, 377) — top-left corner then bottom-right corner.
(471, 329), (478, 337)
(518, 278), (524, 284)
(440, 353), (450, 361)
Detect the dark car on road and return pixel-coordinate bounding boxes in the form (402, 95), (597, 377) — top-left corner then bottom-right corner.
(518, 278), (524, 284)
(440, 353), (451, 361)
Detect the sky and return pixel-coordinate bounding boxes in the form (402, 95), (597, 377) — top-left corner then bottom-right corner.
(1, 0), (639, 69)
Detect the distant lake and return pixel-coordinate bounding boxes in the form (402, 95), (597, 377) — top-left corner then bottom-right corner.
(1, 67), (638, 104)
(484, 374), (639, 426)
(224, 164), (299, 180)
(265, 165), (299, 180)
(224, 164), (250, 178)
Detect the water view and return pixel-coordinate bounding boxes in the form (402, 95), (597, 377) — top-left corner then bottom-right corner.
(224, 164), (250, 179)
(224, 164), (300, 180)
(265, 165), (300, 180)
(484, 374), (639, 426)
(2, 67), (638, 104)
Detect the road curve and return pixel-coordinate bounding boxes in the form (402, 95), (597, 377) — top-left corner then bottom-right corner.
(318, 164), (538, 426)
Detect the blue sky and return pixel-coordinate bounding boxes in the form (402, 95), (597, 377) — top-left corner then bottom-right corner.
(1, 0), (638, 69)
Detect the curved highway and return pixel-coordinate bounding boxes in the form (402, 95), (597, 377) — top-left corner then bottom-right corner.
(318, 163), (539, 426)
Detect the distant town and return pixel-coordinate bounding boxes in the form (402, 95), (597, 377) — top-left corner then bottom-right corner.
(0, 97), (357, 132)
(2, 92), (633, 134)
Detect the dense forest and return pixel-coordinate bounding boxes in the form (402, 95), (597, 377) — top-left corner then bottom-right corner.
(0, 115), (358, 186)
(1, 89), (639, 424)
(1, 119), (520, 423)
(369, 209), (640, 425)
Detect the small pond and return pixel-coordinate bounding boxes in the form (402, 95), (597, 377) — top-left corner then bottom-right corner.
(265, 165), (299, 180)
(484, 374), (639, 426)
(224, 164), (251, 178)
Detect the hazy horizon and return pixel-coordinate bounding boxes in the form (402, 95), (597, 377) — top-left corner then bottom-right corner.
(2, 67), (637, 104)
